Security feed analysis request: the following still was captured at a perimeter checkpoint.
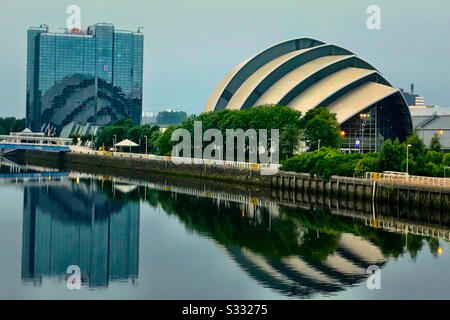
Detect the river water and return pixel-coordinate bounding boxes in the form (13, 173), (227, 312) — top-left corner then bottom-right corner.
(0, 159), (449, 299)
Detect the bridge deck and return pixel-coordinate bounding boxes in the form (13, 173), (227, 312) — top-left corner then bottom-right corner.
(0, 143), (70, 152)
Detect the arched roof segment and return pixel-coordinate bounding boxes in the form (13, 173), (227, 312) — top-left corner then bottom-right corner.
(287, 68), (383, 114)
(254, 57), (361, 108)
(204, 37), (324, 112)
(227, 44), (355, 110)
(326, 82), (398, 123)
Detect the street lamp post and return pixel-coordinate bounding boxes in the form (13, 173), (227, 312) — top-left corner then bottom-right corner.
(438, 129), (444, 153)
(113, 135), (117, 153)
(318, 139), (321, 150)
(360, 113), (370, 153)
(144, 135), (148, 154)
(406, 144), (412, 175)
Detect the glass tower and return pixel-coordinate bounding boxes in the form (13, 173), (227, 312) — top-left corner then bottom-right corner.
(26, 23), (143, 133)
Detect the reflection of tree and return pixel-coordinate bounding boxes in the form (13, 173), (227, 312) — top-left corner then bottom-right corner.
(427, 238), (440, 257)
(298, 230), (340, 262)
(279, 206), (408, 258)
(155, 191), (303, 259)
(407, 236), (425, 261)
(95, 181), (438, 261)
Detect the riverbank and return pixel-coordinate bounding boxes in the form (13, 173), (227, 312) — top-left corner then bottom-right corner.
(10, 149), (450, 212)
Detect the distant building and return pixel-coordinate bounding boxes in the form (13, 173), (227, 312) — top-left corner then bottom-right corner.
(156, 110), (188, 125)
(400, 83), (434, 108)
(26, 23), (143, 133)
(141, 111), (157, 124)
(411, 107), (450, 152)
(400, 84), (419, 106)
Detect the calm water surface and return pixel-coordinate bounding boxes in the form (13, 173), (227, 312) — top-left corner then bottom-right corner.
(0, 159), (449, 299)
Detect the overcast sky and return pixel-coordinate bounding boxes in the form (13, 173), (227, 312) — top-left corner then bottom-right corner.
(0, 0), (448, 118)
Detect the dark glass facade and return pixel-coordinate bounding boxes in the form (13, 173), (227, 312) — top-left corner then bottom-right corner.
(21, 179), (140, 288)
(340, 92), (412, 153)
(26, 23), (143, 133)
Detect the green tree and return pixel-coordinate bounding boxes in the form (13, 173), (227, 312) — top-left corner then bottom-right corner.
(405, 130), (426, 159)
(0, 117), (23, 134)
(443, 153), (450, 166)
(426, 150), (443, 165)
(0, 124), (7, 135)
(427, 238), (440, 257)
(354, 154), (380, 177)
(429, 133), (442, 153)
(300, 107), (341, 151)
(128, 126), (143, 146)
(113, 118), (135, 128)
(141, 125), (160, 153)
(96, 125), (128, 149)
(155, 125), (176, 155)
(281, 147), (362, 179)
(178, 105), (303, 160)
(10, 118), (26, 133)
(378, 139), (405, 172)
(149, 129), (162, 153)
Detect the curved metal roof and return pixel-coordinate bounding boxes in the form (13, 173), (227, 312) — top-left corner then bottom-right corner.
(287, 68), (377, 113)
(327, 82), (398, 123)
(204, 37), (325, 112)
(226, 49), (313, 110)
(203, 37), (412, 136)
(254, 56), (354, 107)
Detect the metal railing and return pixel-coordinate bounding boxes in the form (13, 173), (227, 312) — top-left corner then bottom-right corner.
(70, 146), (281, 171)
(0, 135), (72, 146)
(366, 171), (450, 188)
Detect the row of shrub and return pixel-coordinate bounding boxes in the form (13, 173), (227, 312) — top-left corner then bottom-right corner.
(282, 132), (450, 179)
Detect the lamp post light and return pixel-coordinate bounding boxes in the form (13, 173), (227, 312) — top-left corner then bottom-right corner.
(406, 144), (412, 175)
(339, 130), (346, 152)
(144, 135), (148, 154)
(113, 135), (117, 153)
(438, 129), (444, 153)
(360, 113), (370, 153)
(318, 139), (321, 150)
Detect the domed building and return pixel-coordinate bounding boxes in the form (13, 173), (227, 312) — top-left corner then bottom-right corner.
(204, 38), (412, 152)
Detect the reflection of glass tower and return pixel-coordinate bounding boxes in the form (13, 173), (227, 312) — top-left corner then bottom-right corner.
(21, 180), (139, 288)
(26, 23), (143, 132)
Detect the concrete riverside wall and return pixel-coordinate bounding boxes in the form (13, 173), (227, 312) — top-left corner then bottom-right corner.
(271, 171), (449, 212)
(22, 150), (273, 186)
(19, 150), (450, 211)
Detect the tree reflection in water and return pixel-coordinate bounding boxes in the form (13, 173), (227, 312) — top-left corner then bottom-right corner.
(95, 178), (442, 297)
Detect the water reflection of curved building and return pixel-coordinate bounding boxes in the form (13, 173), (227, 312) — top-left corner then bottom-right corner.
(223, 232), (386, 298)
(138, 184), (390, 299)
(21, 179), (139, 288)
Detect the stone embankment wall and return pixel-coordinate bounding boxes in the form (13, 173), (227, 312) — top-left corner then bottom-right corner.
(19, 150), (450, 212)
